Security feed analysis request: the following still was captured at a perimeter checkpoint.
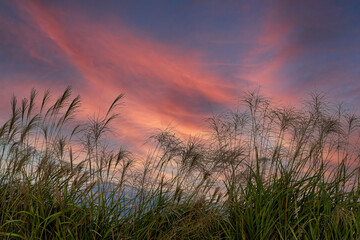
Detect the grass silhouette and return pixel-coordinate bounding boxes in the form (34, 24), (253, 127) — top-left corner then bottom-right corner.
(0, 87), (359, 239)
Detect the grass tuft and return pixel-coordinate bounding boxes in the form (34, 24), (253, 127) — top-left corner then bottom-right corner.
(0, 88), (359, 239)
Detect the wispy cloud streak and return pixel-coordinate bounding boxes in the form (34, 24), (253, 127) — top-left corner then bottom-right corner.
(0, 0), (359, 151)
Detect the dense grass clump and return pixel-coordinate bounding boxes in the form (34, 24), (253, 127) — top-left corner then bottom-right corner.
(0, 87), (359, 239)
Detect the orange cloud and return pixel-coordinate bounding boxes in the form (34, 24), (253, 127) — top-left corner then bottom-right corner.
(13, 0), (242, 151)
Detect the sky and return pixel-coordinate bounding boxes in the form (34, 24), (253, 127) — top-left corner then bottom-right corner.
(1, 0), (360, 151)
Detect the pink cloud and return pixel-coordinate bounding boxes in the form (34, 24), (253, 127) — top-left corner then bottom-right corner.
(11, 0), (243, 150)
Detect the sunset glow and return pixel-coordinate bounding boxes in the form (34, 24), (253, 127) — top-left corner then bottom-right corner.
(1, 0), (360, 150)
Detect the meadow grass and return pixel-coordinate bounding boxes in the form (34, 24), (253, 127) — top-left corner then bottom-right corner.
(0, 87), (359, 239)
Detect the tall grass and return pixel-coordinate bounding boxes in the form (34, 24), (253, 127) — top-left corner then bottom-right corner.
(0, 87), (359, 239)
